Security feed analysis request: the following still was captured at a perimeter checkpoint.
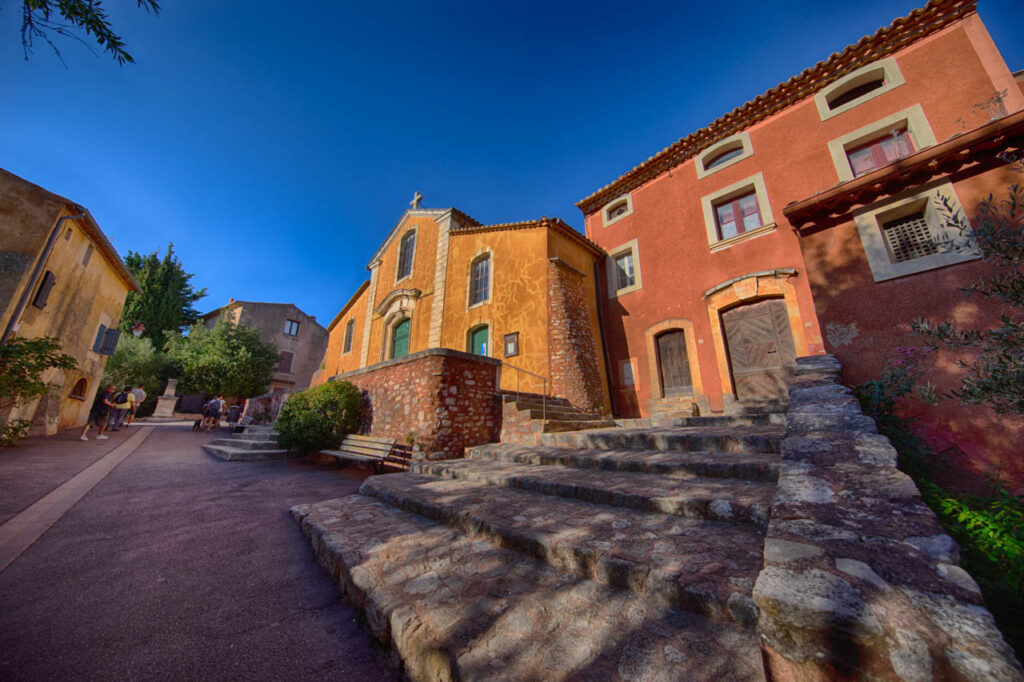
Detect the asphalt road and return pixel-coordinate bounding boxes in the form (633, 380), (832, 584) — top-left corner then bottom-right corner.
(0, 424), (397, 681)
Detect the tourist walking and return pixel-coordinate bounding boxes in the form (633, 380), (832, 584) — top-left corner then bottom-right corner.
(80, 385), (116, 440)
(126, 383), (147, 425)
(108, 386), (133, 431)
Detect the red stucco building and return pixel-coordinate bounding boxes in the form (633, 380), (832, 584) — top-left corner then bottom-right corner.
(579, 0), (1024, 482)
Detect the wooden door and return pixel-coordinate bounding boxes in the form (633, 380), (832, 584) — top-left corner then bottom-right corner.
(721, 299), (797, 400)
(470, 326), (489, 356)
(657, 330), (693, 397)
(391, 319), (410, 359)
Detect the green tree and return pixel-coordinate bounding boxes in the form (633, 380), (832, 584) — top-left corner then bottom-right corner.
(0, 336), (77, 445)
(120, 243), (206, 352)
(18, 0), (160, 65)
(276, 381), (363, 454)
(100, 335), (166, 415)
(912, 184), (1024, 414)
(164, 316), (279, 399)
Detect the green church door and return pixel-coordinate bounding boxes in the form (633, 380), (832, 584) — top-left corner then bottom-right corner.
(391, 318), (410, 359)
(470, 326), (489, 356)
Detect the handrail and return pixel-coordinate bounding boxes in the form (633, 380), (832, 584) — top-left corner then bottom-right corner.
(499, 361), (548, 421)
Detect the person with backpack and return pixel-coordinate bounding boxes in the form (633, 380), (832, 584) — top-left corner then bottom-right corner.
(80, 385), (116, 441)
(108, 386), (133, 431)
(126, 383), (147, 425)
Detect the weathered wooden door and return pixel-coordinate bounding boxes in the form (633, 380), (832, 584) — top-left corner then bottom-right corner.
(657, 330), (693, 396)
(721, 299), (797, 400)
(391, 318), (410, 359)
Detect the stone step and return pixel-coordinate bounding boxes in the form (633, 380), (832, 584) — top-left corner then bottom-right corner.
(412, 459), (773, 528)
(243, 425), (279, 434)
(201, 444), (298, 461)
(539, 425), (785, 454)
(293, 495), (765, 681)
(211, 437), (279, 450)
(520, 406), (603, 420)
(466, 443), (779, 482)
(501, 393), (572, 408)
(540, 418), (619, 433)
(614, 414), (784, 429)
(360, 473), (764, 625)
(232, 432), (279, 443)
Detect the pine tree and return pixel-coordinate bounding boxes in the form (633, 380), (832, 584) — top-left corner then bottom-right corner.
(119, 244), (206, 352)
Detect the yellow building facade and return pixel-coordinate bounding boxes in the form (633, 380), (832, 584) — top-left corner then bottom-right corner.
(321, 205), (611, 412)
(0, 168), (139, 435)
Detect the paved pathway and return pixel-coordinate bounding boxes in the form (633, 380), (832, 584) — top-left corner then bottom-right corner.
(0, 424), (396, 681)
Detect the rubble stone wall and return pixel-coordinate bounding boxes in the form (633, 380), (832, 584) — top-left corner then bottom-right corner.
(332, 348), (501, 459)
(753, 354), (1022, 681)
(547, 258), (605, 413)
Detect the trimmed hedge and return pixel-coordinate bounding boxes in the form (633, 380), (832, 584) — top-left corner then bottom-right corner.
(276, 380), (362, 454)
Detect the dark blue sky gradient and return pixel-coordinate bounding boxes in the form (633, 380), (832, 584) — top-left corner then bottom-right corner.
(2, 1), (1022, 325)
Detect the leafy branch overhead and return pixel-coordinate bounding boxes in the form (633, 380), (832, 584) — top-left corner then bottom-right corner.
(19, 0), (160, 65)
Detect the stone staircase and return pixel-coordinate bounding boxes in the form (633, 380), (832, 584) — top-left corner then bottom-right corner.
(499, 392), (617, 445)
(293, 412), (786, 680)
(202, 424), (298, 461)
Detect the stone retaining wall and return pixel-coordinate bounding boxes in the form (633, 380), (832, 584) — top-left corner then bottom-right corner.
(331, 348), (501, 459)
(753, 354), (1022, 681)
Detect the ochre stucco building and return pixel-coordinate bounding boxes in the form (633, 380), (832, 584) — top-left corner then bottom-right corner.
(320, 205), (610, 412)
(578, 0), (1023, 481)
(0, 168), (139, 435)
(201, 300), (328, 393)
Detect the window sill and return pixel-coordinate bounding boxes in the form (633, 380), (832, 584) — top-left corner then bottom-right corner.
(611, 283), (642, 298)
(69, 394), (86, 402)
(467, 299), (491, 311)
(709, 222), (777, 253)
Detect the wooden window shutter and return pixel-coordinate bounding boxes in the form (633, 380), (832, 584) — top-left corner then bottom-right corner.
(92, 324), (108, 352)
(99, 328), (121, 356)
(278, 351), (294, 373)
(32, 271), (57, 309)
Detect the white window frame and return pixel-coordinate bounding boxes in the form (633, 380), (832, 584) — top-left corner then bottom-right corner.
(696, 131), (754, 179)
(853, 180), (981, 282)
(826, 104), (937, 183)
(606, 239), (642, 298)
(700, 172), (776, 251)
(815, 57), (905, 121)
(601, 194), (634, 228)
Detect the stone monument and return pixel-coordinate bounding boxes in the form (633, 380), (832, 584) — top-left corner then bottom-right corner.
(152, 378), (179, 418)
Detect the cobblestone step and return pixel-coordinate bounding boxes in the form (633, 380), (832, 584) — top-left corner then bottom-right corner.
(412, 459), (773, 528)
(538, 424), (785, 454)
(540, 418), (619, 433)
(467, 443), (779, 482)
(293, 495), (765, 681)
(201, 443), (298, 461)
(520, 406), (604, 420)
(211, 437), (279, 450)
(614, 414), (784, 429)
(360, 473), (765, 625)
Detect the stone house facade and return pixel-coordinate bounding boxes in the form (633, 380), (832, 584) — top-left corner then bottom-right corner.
(0, 168), (140, 435)
(577, 0), (1024, 481)
(201, 300), (328, 393)
(320, 206), (611, 413)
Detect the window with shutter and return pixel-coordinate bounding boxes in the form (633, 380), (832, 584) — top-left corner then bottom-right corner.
(92, 324), (108, 352)
(882, 212), (939, 263)
(278, 351), (294, 373)
(31, 271), (57, 309)
(99, 328), (121, 356)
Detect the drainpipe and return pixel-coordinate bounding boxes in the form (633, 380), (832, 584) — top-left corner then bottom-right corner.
(0, 209), (85, 347)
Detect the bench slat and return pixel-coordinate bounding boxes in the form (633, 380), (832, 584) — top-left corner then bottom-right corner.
(320, 450), (380, 463)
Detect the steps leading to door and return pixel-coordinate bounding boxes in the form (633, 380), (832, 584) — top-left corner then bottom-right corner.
(294, 414), (784, 679)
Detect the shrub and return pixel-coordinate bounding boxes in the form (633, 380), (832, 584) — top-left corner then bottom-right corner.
(276, 380), (362, 454)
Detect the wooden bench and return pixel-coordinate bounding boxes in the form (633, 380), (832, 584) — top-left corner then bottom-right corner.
(320, 434), (413, 473)
(223, 414), (254, 434)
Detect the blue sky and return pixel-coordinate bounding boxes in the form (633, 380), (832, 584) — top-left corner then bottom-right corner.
(2, 1), (1022, 327)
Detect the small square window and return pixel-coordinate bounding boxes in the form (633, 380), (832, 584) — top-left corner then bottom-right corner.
(601, 194), (633, 227)
(714, 191), (762, 241)
(881, 212), (939, 263)
(504, 332), (519, 358)
(284, 319), (300, 336)
(847, 128), (915, 178)
(615, 252), (635, 290)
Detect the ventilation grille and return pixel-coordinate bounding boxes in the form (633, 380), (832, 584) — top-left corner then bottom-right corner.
(882, 213), (938, 263)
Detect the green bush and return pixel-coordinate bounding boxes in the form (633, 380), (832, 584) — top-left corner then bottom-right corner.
(276, 380), (363, 454)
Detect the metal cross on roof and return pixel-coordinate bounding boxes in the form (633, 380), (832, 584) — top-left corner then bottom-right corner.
(410, 191), (423, 210)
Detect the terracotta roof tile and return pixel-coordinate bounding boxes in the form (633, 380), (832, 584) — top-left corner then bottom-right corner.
(576, 0), (978, 215)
